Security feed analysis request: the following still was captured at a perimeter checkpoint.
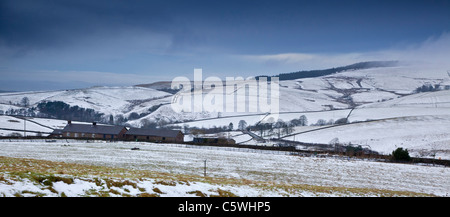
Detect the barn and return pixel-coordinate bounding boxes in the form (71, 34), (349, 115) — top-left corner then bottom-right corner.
(61, 122), (127, 140)
(193, 137), (236, 145)
(124, 128), (184, 143)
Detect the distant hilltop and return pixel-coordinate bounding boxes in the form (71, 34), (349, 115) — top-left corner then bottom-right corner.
(136, 61), (401, 90)
(256, 60), (400, 81)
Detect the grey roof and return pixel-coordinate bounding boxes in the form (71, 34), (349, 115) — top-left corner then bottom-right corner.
(125, 128), (182, 138)
(62, 124), (125, 135)
(50, 129), (63, 135)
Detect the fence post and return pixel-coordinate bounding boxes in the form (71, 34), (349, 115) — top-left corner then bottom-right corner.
(204, 159), (207, 177)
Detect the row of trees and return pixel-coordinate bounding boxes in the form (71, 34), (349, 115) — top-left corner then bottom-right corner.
(415, 84), (450, 93)
(180, 115), (349, 139)
(243, 116), (348, 138)
(1, 99), (106, 123)
(36, 101), (104, 122)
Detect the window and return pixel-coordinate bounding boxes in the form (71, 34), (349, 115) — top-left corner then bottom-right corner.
(82, 133), (85, 137)
(74, 133), (78, 138)
(92, 134), (96, 138)
(162, 137), (166, 141)
(66, 132), (70, 137)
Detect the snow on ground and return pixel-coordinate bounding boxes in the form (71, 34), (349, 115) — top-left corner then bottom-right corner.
(1, 170), (410, 197)
(325, 65), (450, 95)
(0, 86), (172, 117)
(284, 115), (450, 160)
(361, 90), (450, 108)
(0, 171), (299, 197)
(351, 90), (400, 104)
(0, 115), (111, 136)
(0, 116), (53, 136)
(173, 106), (449, 132)
(0, 140), (448, 196)
(1, 65), (449, 126)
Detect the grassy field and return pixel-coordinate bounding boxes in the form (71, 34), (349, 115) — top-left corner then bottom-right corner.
(0, 156), (434, 197)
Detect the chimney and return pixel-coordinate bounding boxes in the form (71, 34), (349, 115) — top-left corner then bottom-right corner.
(92, 122), (97, 126)
(67, 120), (72, 125)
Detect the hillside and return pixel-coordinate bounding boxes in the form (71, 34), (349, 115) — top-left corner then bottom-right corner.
(0, 86), (172, 124)
(0, 63), (449, 160)
(0, 63), (448, 127)
(173, 90), (450, 160)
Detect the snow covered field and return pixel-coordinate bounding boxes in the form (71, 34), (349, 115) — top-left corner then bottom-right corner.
(0, 169), (300, 197)
(0, 115), (110, 136)
(284, 114), (450, 160)
(0, 140), (448, 196)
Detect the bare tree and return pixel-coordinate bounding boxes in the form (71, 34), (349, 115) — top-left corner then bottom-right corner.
(21, 97), (30, 107)
(238, 120), (247, 131)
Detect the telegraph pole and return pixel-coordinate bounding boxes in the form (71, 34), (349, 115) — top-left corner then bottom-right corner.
(24, 118), (26, 138)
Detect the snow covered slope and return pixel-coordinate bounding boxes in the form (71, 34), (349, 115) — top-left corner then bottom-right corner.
(147, 64), (450, 124)
(284, 115), (450, 160)
(0, 63), (449, 129)
(361, 89), (450, 108)
(0, 86), (172, 120)
(0, 115), (110, 136)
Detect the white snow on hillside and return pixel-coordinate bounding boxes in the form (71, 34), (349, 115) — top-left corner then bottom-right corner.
(0, 64), (448, 125)
(284, 115), (450, 160)
(361, 89), (450, 108)
(0, 86), (172, 117)
(0, 116), (53, 136)
(0, 115), (110, 136)
(0, 63), (449, 162)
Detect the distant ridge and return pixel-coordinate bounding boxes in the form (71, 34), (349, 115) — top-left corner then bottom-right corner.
(136, 61), (400, 89)
(257, 60), (399, 81)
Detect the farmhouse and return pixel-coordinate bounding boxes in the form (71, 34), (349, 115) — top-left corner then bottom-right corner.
(60, 121), (127, 140)
(124, 128), (184, 143)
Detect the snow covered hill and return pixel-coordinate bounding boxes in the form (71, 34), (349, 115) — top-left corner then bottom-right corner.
(0, 63), (449, 127)
(0, 86), (172, 123)
(0, 63), (449, 159)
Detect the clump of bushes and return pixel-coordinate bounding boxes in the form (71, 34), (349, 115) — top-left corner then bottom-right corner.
(391, 147), (411, 162)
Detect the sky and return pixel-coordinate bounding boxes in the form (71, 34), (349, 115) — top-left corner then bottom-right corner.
(1, 0), (450, 91)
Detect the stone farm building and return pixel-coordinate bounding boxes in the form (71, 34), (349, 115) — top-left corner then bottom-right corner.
(124, 127), (184, 143)
(58, 122), (127, 140)
(50, 121), (184, 143)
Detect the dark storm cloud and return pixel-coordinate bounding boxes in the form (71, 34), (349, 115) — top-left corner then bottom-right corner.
(1, 0), (450, 91)
(0, 0), (174, 49)
(2, 0), (450, 54)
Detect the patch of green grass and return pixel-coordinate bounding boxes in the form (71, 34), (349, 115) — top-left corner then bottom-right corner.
(152, 187), (164, 194)
(104, 179), (137, 189)
(137, 193), (159, 197)
(186, 190), (207, 197)
(14, 172), (73, 186)
(211, 188), (237, 197)
(155, 180), (177, 186)
(18, 190), (47, 197)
